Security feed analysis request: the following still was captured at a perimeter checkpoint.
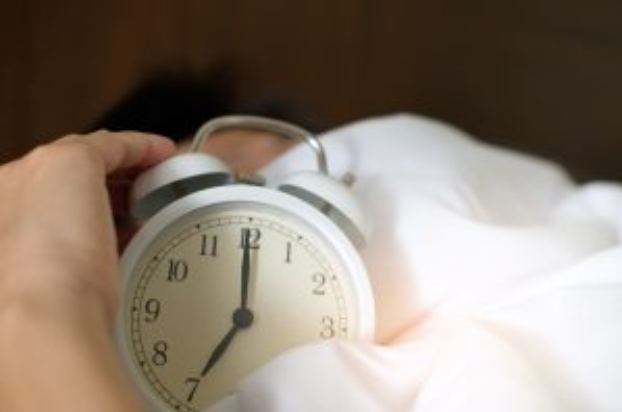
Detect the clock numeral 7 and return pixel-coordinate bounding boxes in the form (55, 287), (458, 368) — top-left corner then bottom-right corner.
(239, 228), (261, 249)
(185, 377), (201, 402)
(167, 259), (188, 282)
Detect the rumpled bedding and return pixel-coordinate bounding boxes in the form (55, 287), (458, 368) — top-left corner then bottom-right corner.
(205, 114), (622, 412)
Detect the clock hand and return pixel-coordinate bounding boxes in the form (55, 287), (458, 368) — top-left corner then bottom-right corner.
(200, 307), (255, 377)
(240, 229), (251, 310)
(200, 323), (239, 377)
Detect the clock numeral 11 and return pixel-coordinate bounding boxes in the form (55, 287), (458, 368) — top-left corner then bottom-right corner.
(200, 234), (218, 257)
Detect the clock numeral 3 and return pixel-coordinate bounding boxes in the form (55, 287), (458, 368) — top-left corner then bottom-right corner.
(152, 341), (168, 366)
(320, 316), (336, 339)
(167, 259), (188, 282)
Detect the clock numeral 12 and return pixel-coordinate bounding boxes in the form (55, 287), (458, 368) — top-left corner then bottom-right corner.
(240, 228), (261, 249)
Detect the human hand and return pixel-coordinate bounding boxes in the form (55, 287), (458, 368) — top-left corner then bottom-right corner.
(0, 130), (175, 323)
(0, 130), (175, 412)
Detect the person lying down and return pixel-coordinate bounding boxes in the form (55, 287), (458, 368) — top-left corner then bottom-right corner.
(203, 113), (622, 412)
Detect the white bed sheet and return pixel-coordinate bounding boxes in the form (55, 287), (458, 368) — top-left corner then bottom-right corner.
(205, 114), (622, 412)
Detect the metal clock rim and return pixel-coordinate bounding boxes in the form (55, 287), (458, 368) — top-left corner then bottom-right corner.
(116, 185), (375, 412)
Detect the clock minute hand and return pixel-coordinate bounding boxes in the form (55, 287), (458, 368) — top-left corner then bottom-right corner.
(240, 229), (251, 309)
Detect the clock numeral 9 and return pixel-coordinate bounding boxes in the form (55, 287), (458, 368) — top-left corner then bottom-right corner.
(152, 341), (168, 366)
(320, 316), (336, 339)
(144, 298), (161, 323)
(312, 272), (327, 295)
(167, 259), (188, 282)
(240, 228), (261, 249)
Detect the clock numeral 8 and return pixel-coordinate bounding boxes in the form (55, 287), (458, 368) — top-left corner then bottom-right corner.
(152, 341), (168, 366)
(167, 259), (188, 282)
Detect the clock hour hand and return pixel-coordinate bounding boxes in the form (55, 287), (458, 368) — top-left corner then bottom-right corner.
(200, 324), (239, 377)
(200, 308), (255, 377)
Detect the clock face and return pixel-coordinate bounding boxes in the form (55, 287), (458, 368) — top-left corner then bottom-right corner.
(119, 200), (366, 412)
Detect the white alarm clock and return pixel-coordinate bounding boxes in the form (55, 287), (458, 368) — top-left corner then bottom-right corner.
(116, 115), (375, 412)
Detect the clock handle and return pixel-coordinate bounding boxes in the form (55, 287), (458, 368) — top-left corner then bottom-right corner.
(190, 115), (329, 175)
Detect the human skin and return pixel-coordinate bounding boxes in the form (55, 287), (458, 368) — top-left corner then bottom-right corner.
(0, 128), (293, 412)
(0, 131), (176, 412)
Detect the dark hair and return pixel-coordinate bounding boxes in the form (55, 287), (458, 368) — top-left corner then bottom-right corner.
(88, 67), (327, 142)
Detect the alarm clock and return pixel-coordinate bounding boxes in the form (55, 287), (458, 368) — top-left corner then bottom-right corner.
(116, 115), (375, 412)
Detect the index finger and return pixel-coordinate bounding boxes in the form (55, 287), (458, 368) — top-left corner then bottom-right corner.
(55, 130), (177, 174)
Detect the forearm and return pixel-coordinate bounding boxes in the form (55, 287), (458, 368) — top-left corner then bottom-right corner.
(0, 286), (143, 412)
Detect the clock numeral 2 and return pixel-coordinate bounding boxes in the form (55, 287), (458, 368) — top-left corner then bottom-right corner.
(240, 228), (261, 249)
(167, 259), (188, 282)
(312, 272), (327, 295)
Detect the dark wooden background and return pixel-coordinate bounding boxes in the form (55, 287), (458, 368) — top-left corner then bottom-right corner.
(1, 0), (621, 180)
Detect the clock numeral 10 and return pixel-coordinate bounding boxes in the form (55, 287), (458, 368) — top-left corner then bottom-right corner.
(167, 259), (188, 282)
(240, 228), (261, 249)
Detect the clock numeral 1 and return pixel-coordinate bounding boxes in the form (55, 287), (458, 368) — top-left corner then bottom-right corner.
(240, 228), (261, 249)
(167, 259), (188, 282)
(320, 316), (336, 339)
(285, 241), (292, 263)
(200, 234), (218, 257)
(185, 377), (201, 402)
(152, 341), (168, 366)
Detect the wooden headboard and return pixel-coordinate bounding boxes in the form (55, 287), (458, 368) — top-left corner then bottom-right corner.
(1, 0), (620, 180)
